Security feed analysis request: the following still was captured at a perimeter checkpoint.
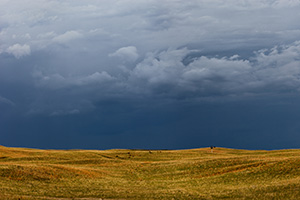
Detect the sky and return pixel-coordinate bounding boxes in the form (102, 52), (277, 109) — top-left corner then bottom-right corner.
(1, 0), (300, 150)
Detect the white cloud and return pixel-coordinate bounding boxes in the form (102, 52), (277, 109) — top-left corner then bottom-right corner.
(6, 43), (31, 59)
(109, 46), (139, 62)
(127, 41), (300, 97)
(53, 30), (83, 44)
(37, 31), (57, 39)
(31, 40), (300, 99)
(33, 71), (115, 89)
(27, 41), (300, 114)
(130, 48), (188, 85)
(78, 71), (115, 86)
(181, 56), (253, 94)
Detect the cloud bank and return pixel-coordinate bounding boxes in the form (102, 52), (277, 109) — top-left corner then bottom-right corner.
(29, 41), (300, 115)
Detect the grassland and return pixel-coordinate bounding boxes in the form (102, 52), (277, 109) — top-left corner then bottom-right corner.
(0, 145), (300, 199)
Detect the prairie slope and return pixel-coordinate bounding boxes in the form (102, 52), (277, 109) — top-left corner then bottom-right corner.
(0, 146), (300, 199)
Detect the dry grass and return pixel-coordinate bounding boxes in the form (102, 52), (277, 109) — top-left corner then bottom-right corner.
(0, 145), (300, 199)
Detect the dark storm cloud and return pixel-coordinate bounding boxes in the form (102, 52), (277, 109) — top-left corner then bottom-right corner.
(1, 0), (300, 149)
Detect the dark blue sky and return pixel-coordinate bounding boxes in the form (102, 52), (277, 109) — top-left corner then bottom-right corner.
(1, 0), (300, 150)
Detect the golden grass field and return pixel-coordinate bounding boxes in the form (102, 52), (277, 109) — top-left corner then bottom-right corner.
(0, 145), (300, 199)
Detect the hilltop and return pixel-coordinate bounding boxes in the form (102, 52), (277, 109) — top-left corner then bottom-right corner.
(0, 146), (300, 199)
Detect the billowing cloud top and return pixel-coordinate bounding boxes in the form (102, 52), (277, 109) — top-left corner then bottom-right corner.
(109, 46), (139, 62)
(1, 0), (300, 149)
(6, 44), (31, 59)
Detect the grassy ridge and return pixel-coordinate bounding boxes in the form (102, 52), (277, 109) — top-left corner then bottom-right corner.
(0, 146), (300, 199)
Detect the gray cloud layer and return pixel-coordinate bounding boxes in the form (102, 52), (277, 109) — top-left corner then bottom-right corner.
(1, 0), (300, 53)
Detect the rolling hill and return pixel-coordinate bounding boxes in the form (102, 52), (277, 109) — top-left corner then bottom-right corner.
(0, 145), (300, 199)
